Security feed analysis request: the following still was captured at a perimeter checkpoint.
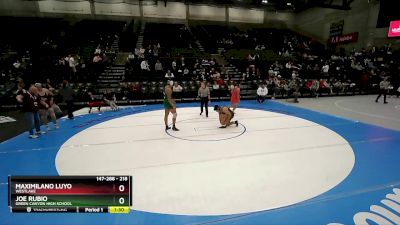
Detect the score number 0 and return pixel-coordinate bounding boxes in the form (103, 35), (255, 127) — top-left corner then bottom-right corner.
(118, 184), (126, 205)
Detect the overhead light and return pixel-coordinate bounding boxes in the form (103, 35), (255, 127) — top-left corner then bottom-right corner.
(262, 0), (268, 4)
(287, 2), (292, 5)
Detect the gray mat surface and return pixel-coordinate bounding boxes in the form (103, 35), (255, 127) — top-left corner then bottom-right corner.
(278, 95), (400, 131)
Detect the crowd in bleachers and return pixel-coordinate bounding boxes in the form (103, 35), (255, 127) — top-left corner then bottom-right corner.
(0, 18), (127, 105)
(121, 52), (232, 100)
(228, 42), (400, 99)
(196, 24), (399, 100)
(2, 19), (400, 111)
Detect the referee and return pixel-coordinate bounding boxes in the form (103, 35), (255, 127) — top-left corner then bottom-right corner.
(198, 82), (211, 117)
(375, 76), (390, 104)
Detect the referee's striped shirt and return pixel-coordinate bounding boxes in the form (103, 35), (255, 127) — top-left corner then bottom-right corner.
(198, 87), (210, 98)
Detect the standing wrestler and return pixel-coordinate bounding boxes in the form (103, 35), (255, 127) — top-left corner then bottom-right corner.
(230, 82), (240, 111)
(35, 83), (58, 130)
(214, 105), (238, 128)
(164, 82), (179, 131)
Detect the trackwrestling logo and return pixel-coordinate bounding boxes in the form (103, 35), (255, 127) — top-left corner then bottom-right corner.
(328, 188), (400, 225)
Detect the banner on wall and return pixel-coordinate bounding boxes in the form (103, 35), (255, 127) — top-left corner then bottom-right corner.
(388, 20), (400, 37)
(329, 20), (344, 37)
(328, 32), (358, 45)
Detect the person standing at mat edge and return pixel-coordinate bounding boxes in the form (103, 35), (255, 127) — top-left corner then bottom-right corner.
(214, 105), (238, 128)
(376, 76), (390, 104)
(59, 80), (74, 119)
(35, 83), (59, 131)
(16, 86), (44, 138)
(164, 81), (179, 131)
(198, 82), (211, 117)
(230, 82), (240, 111)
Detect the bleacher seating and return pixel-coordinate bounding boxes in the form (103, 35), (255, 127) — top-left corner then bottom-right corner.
(1, 18), (399, 108)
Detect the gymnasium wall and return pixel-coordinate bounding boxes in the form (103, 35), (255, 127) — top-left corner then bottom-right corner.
(4, 0), (396, 49)
(143, 1), (186, 20)
(0, 0), (293, 26)
(94, 3), (140, 17)
(38, 0), (91, 15)
(293, 0), (399, 49)
(0, 0), (38, 16)
(229, 7), (264, 24)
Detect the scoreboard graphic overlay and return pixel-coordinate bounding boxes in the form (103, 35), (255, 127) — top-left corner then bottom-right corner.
(9, 176), (132, 213)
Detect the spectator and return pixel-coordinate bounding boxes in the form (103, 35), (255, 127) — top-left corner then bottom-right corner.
(172, 60), (177, 71)
(155, 60), (163, 72)
(216, 77), (225, 86)
(212, 70), (221, 81)
(165, 70), (174, 79)
(92, 54), (103, 81)
(180, 56), (185, 68)
(242, 70), (250, 81)
(172, 82), (183, 99)
(183, 68), (190, 77)
(94, 46), (102, 54)
(93, 54), (102, 63)
(68, 55), (77, 76)
(127, 52), (135, 64)
(153, 46), (159, 57)
(172, 82), (183, 93)
(13, 60), (21, 69)
(139, 48), (145, 58)
(201, 59), (210, 67)
(286, 61), (293, 69)
(322, 63), (330, 77)
(129, 82), (141, 99)
(289, 78), (301, 103)
(210, 59), (216, 66)
(311, 79), (319, 97)
(191, 73), (199, 81)
(141, 60), (150, 72)
(257, 83), (268, 103)
(194, 59), (200, 69)
(333, 79), (343, 95)
(134, 48), (140, 56)
(272, 76), (282, 99)
(319, 79), (333, 95)
(212, 81), (220, 90)
(44, 78), (55, 91)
